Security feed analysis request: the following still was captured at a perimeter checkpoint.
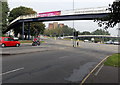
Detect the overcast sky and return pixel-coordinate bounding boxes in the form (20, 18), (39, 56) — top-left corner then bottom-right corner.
(8, 0), (118, 36)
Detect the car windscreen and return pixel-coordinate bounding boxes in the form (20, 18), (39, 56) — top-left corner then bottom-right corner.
(4, 38), (14, 41)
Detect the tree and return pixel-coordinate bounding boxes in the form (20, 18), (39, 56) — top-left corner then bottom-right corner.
(79, 31), (91, 40)
(8, 6), (45, 38)
(95, 1), (120, 29)
(30, 22), (45, 36)
(8, 6), (36, 22)
(61, 25), (75, 36)
(92, 29), (110, 42)
(44, 25), (76, 37)
(92, 29), (110, 35)
(1, 1), (9, 33)
(9, 6), (36, 38)
(80, 31), (91, 35)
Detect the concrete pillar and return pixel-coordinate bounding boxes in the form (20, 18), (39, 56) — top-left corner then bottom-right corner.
(22, 22), (24, 40)
(28, 23), (30, 40)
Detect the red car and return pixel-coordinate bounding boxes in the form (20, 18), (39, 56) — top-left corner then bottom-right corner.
(0, 37), (20, 47)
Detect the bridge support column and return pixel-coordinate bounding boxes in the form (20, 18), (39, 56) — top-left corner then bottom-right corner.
(28, 23), (30, 40)
(22, 22), (24, 40)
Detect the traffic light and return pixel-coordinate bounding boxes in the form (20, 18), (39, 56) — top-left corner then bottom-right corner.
(74, 31), (78, 37)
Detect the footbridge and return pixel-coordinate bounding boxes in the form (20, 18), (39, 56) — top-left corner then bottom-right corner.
(4, 6), (110, 40)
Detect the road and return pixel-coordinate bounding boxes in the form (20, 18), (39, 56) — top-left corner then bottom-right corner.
(2, 38), (118, 83)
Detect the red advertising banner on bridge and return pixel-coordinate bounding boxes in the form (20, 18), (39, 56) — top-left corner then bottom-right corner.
(37, 11), (61, 17)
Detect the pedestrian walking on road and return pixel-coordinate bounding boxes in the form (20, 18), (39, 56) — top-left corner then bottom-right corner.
(77, 41), (79, 47)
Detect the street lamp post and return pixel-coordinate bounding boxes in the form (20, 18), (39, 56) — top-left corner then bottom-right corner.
(118, 23), (120, 37)
(73, 0), (75, 47)
(117, 23), (120, 53)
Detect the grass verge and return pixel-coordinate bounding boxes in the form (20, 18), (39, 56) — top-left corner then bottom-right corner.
(104, 53), (120, 67)
(20, 40), (32, 43)
(20, 40), (45, 43)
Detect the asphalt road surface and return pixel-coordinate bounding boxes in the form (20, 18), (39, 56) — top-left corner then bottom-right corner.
(2, 39), (118, 83)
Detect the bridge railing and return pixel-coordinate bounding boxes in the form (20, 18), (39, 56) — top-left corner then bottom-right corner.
(61, 6), (109, 15)
(63, 35), (113, 38)
(9, 13), (38, 25)
(19, 13), (38, 19)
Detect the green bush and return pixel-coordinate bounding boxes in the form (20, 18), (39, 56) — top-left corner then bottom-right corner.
(0, 34), (7, 37)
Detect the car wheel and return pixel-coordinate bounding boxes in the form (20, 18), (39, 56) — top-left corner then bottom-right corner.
(1, 44), (5, 48)
(16, 44), (20, 47)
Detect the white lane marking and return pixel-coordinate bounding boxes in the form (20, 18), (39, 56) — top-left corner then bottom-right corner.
(0, 67), (24, 76)
(59, 56), (69, 59)
(94, 64), (104, 76)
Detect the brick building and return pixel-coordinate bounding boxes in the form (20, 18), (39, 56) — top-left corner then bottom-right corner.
(48, 22), (64, 29)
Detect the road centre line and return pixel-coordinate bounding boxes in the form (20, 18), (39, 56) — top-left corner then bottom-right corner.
(0, 67), (24, 76)
(59, 56), (69, 59)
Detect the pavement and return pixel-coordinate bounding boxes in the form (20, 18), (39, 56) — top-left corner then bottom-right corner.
(84, 66), (119, 83)
(81, 56), (119, 84)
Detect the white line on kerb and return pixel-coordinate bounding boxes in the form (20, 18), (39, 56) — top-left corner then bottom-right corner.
(80, 55), (110, 85)
(94, 64), (104, 76)
(0, 67), (24, 76)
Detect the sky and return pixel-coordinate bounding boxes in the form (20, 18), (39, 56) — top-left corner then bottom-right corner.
(7, 0), (119, 36)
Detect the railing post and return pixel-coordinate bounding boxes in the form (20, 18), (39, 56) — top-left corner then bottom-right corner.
(22, 21), (24, 40)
